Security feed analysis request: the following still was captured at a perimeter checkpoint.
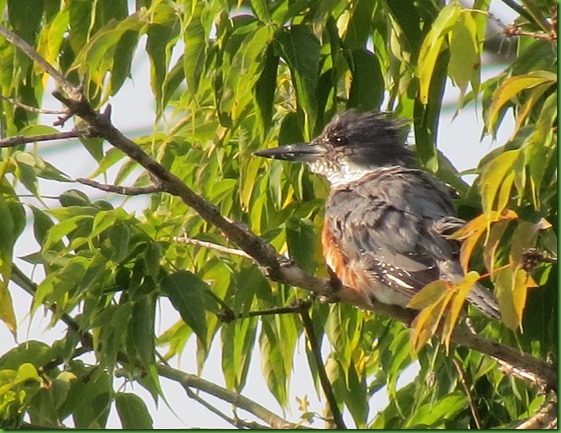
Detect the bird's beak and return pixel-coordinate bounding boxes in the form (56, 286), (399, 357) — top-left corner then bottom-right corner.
(254, 142), (325, 162)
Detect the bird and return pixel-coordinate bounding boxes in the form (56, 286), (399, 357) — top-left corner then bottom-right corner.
(254, 110), (501, 320)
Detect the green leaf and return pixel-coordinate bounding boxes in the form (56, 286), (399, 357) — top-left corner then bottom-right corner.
(42, 215), (93, 251)
(0, 193), (16, 277)
(226, 25), (275, 125)
(253, 44), (278, 140)
(417, 2), (460, 105)
(221, 317), (257, 391)
(487, 71), (556, 133)
(448, 12), (479, 101)
(161, 271), (208, 344)
(146, 2), (180, 113)
(345, 360), (368, 427)
(346, 49), (384, 111)
(144, 241), (162, 279)
(110, 29), (139, 96)
(275, 25), (320, 138)
(68, 368), (112, 428)
(0, 281), (16, 336)
(7, 0), (44, 44)
(59, 189), (91, 207)
(183, 3), (206, 98)
(105, 222), (130, 263)
(406, 392), (466, 427)
(479, 149), (521, 215)
(115, 392), (153, 429)
(250, 0), (271, 23)
(285, 218), (316, 275)
(343, 0), (376, 49)
(259, 317), (288, 408)
(79, 136), (105, 162)
(130, 295), (155, 367)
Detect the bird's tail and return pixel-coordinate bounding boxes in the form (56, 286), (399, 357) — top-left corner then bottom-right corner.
(466, 283), (501, 320)
(440, 260), (501, 320)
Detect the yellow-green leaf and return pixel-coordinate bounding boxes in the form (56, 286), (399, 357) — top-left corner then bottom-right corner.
(407, 280), (447, 309)
(418, 2), (461, 104)
(0, 281), (16, 336)
(480, 149), (521, 216)
(442, 271), (480, 352)
(448, 12), (479, 100)
(487, 71), (557, 132)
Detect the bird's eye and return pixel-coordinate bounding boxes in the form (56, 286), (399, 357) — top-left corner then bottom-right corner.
(331, 134), (346, 146)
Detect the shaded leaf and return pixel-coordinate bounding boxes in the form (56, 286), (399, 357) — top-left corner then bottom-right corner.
(115, 392), (153, 429)
(161, 271), (208, 344)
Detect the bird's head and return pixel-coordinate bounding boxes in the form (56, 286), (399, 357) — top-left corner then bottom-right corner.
(254, 110), (414, 186)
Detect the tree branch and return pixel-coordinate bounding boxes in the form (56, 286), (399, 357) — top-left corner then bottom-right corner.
(175, 235), (252, 259)
(77, 178), (165, 195)
(0, 95), (68, 114)
(0, 130), (84, 148)
(157, 364), (298, 429)
(218, 299), (314, 323)
(182, 386), (243, 429)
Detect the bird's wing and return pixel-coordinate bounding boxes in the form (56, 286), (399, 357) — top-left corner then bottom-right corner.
(324, 167), (461, 300)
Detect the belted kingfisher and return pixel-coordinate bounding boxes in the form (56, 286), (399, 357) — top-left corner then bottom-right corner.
(255, 110), (501, 319)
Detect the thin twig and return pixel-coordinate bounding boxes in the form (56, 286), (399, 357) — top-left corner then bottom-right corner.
(503, 23), (557, 41)
(175, 236), (252, 259)
(0, 130), (84, 148)
(452, 356), (482, 429)
(299, 303), (346, 430)
(77, 178), (164, 195)
(218, 299), (314, 323)
(499, 0), (551, 32)
(0, 95), (68, 114)
(183, 386), (242, 429)
(157, 364), (297, 429)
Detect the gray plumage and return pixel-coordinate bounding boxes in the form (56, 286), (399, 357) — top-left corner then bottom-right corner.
(255, 110), (501, 319)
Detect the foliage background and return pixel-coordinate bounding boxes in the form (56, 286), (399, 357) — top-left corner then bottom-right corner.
(0, 0), (557, 429)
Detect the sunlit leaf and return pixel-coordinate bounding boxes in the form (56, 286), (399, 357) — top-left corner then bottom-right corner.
(407, 280), (447, 310)
(487, 71), (556, 133)
(441, 271), (480, 352)
(448, 12), (479, 101)
(479, 150), (521, 216)
(417, 2), (460, 104)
